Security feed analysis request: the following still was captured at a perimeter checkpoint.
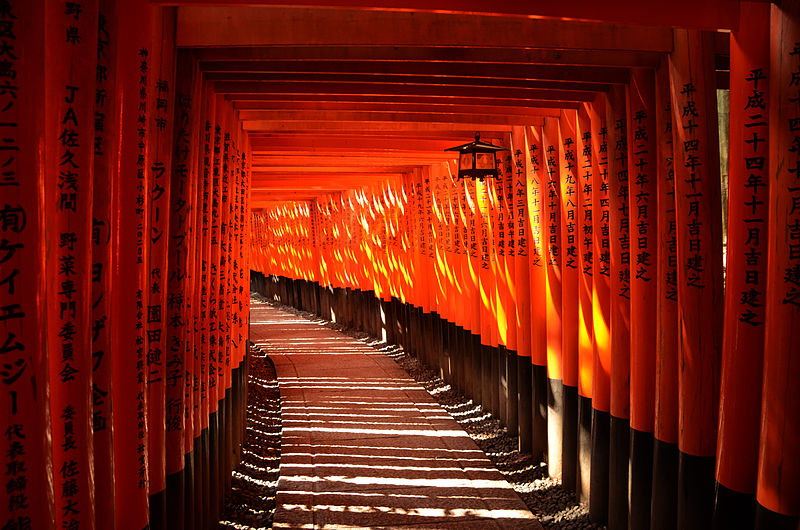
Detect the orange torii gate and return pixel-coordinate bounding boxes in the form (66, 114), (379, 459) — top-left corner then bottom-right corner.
(4, 1), (800, 530)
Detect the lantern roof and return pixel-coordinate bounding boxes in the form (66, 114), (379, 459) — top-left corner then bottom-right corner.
(444, 133), (509, 154)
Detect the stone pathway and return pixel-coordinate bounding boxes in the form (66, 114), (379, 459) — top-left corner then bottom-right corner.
(250, 298), (542, 529)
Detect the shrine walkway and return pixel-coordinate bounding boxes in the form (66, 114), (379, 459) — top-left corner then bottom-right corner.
(249, 295), (542, 529)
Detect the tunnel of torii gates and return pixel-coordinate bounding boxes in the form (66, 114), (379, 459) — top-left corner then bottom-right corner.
(4, 0), (800, 529)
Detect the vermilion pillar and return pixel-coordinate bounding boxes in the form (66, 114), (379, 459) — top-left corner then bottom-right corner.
(576, 104), (594, 504)
(627, 67), (659, 529)
(164, 50), (198, 530)
(559, 109), (580, 492)
(527, 124), (549, 461)
(652, 57), (680, 530)
(669, 29), (724, 530)
(113, 1), (153, 528)
(147, 9), (177, 528)
(503, 136), (520, 437)
(1, 2), (54, 529)
(542, 116), (564, 480)
(756, 3), (800, 528)
(512, 125), (533, 453)
(45, 3), (99, 530)
(477, 176), (495, 414)
(607, 84), (631, 530)
(491, 155), (505, 420)
(92, 1), (118, 527)
(466, 177), (483, 407)
(715, 2), (770, 527)
(589, 93), (612, 525)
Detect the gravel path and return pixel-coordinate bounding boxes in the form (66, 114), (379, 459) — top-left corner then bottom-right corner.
(222, 293), (605, 529)
(220, 344), (281, 529)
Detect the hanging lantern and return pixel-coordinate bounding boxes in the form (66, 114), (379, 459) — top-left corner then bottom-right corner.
(445, 132), (508, 181)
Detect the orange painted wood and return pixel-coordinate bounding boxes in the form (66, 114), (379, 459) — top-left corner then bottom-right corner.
(208, 91), (223, 414)
(527, 124), (548, 368)
(590, 94), (611, 414)
(669, 29), (724, 459)
(654, 58), (679, 446)
(477, 176), (494, 346)
(716, 0), (770, 496)
(489, 163), (503, 348)
(577, 104), (594, 400)
(202, 60), (630, 84)
(146, 6), (177, 498)
(559, 110), (579, 390)
(176, 7), (674, 51)
(466, 178), (482, 335)
(512, 126), (532, 358)
(92, 0), (119, 526)
(193, 45), (661, 69)
(44, 2), (99, 529)
(543, 116), (563, 382)
(228, 88), (593, 107)
(757, 1), (800, 516)
(166, 1), (737, 31)
(501, 135), (519, 352)
(493, 142), (510, 349)
(112, 1), (154, 527)
(0, 2), (54, 528)
(627, 68), (658, 434)
(199, 81), (215, 431)
(608, 84), (631, 422)
(183, 52), (204, 459)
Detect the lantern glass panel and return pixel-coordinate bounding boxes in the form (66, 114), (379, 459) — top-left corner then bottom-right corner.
(476, 152), (495, 170)
(459, 152), (473, 170)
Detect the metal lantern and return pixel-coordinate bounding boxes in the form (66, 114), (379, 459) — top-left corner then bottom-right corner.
(445, 132), (508, 181)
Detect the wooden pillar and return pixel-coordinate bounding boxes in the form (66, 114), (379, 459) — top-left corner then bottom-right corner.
(92, 1), (118, 527)
(491, 155), (505, 420)
(714, 2), (771, 528)
(527, 124), (549, 461)
(112, 1), (153, 528)
(559, 109), (580, 492)
(607, 84), (631, 530)
(652, 57), (681, 530)
(146, 9), (177, 528)
(0, 2), (54, 529)
(589, 93), (612, 525)
(756, 2), (800, 528)
(499, 135), (518, 434)
(576, 103), (595, 504)
(543, 116), (564, 480)
(512, 125), (533, 453)
(627, 67), (659, 529)
(466, 177), (484, 407)
(669, 29), (724, 530)
(45, 2), (99, 528)
(477, 175), (495, 414)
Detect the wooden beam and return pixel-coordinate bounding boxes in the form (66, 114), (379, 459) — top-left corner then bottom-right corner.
(236, 101), (563, 118)
(191, 45), (662, 68)
(205, 73), (611, 94)
(252, 155), (452, 167)
(199, 60), (630, 84)
(242, 120), (513, 132)
(248, 136), (483, 152)
(239, 110), (548, 126)
(253, 165), (415, 172)
(214, 81), (597, 102)
(165, 2), (739, 31)
(247, 130), (506, 140)
(229, 94), (578, 111)
(177, 7), (674, 51)
(252, 171), (405, 180)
